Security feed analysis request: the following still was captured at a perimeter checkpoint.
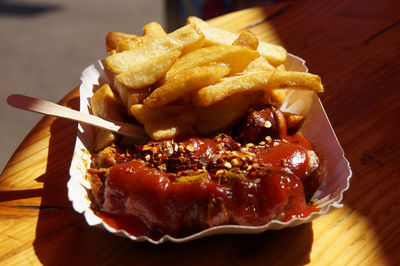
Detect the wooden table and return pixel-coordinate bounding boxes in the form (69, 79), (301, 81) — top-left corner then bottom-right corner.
(1, 0), (399, 264)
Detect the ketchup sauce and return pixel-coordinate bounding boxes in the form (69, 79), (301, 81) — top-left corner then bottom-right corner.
(95, 133), (319, 239)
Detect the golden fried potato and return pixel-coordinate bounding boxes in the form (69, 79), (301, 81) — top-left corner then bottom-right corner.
(242, 57), (285, 107)
(170, 24), (205, 55)
(142, 21), (167, 39)
(128, 88), (151, 105)
(115, 49), (181, 88)
(93, 128), (116, 152)
(195, 91), (264, 135)
(114, 79), (151, 111)
(165, 45), (259, 80)
(106, 31), (141, 53)
(276, 64), (286, 71)
(107, 23), (167, 54)
(99, 18), (325, 143)
(144, 119), (195, 140)
(91, 84), (124, 152)
(144, 64), (230, 108)
(284, 113), (304, 131)
(116, 39), (140, 53)
(243, 56), (275, 72)
(91, 84), (123, 121)
(233, 30), (259, 50)
(193, 71), (324, 107)
(105, 24), (204, 74)
(130, 104), (197, 125)
(187, 16), (287, 66)
(268, 89), (287, 107)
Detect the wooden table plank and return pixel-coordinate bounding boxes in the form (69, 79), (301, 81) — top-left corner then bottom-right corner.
(1, 0), (399, 265)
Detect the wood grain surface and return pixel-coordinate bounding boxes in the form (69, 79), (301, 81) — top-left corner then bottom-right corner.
(1, 0), (399, 265)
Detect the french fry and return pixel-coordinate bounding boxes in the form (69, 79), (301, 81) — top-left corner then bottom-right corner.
(268, 89), (287, 107)
(93, 128), (116, 152)
(165, 44), (259, 80)
(142, 21), (167, 39)
(193, 71), (324, 107)
(243, 56), (275, 72)
(116, 39), (140, 53)
(100, 17), (325, 141)
(107, 23), (167, 54)
(91, 84), (123, 121)
(243, 57), (285, 107)
(144, 119), (195, 140)
(144, 64), (230, 108)
(128, 88), (151, 105)
(130, 104), (197, 125)
(105, 24), (204, 74)
(284, 113), (304, 132)
(187, 16), (287, 66)
(106, 31), (141, 53)
(114, 79), (151, 111)
(195, 91), (264, 135)
(276, 64), (286, 71)
(170, 24), (205, 55)
(233, 30), (259, 50)
(90, 84), (124, 151)
(115, 49), (181, 88)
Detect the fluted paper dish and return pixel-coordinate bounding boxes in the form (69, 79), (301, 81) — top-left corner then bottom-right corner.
(67, 54), (352, 244)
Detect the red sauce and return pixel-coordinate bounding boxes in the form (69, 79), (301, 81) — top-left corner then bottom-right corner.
(96, 133), (319, 239)
(95, 211), (164, 240)
(256, 134), (313, 179)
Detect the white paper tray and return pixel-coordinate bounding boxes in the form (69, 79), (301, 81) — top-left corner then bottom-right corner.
(68, 54), (352, 244)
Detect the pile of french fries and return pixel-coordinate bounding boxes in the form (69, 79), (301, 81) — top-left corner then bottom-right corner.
(90, 17), (323, 151)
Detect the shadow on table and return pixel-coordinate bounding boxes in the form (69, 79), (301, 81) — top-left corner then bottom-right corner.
(32, 95), (314, 265)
